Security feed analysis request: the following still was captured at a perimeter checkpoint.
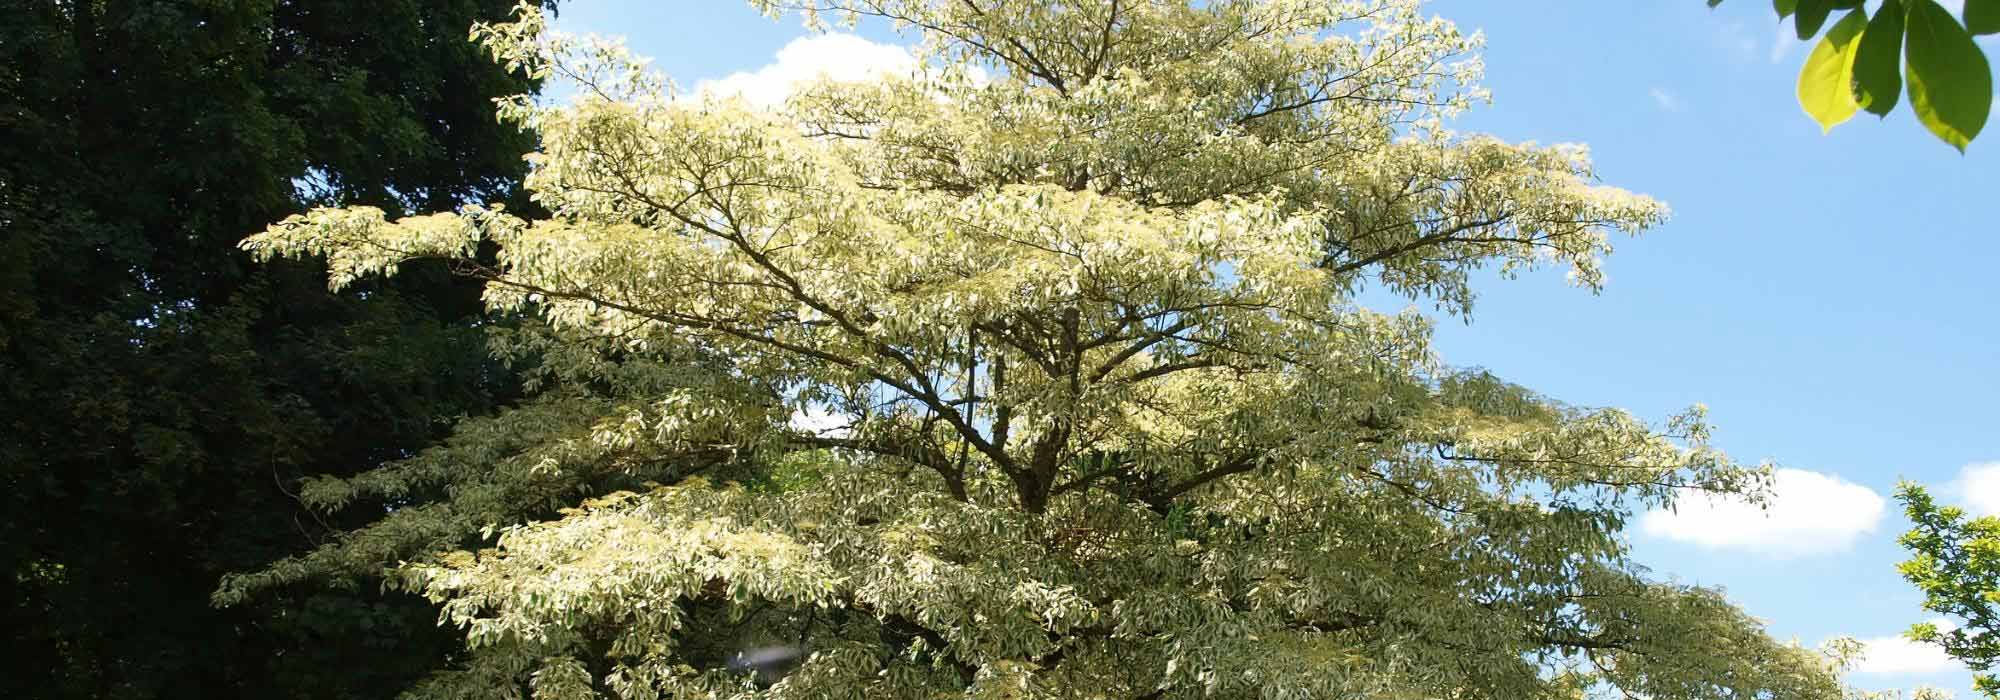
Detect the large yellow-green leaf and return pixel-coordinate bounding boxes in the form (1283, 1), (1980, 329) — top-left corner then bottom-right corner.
(1853, 0), (1905, 117)
(1798, 9), (1869, 132)
(1904, 0), (1993, 151)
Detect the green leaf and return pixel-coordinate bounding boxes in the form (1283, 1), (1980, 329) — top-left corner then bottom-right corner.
(1799, 9), (1869, 132)
(1854, 0), (1904, 117)
(1796, 0), (1835, 38)
(1968, 0), (2000, 35)
(1905, 0), (1993, 151)
(1776, 0), (1799, 18)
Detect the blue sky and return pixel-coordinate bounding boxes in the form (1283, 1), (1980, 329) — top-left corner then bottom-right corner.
(547, 1), (1999, 692)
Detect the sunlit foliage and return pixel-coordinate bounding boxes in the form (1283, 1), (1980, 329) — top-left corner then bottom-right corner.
(226, 2), (1864, 698)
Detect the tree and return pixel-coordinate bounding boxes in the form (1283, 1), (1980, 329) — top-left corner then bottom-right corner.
(226, 1), (1859, 698)
(1898, 483), (2000, 698)
(1, 0), (548, 697)
(1708, 0), (1996, 151)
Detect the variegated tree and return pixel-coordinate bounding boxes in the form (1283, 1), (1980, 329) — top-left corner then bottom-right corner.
(220, 1), (1856, 698)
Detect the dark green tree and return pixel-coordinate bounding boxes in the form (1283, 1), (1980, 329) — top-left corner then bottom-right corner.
(0, 1), (551, 697)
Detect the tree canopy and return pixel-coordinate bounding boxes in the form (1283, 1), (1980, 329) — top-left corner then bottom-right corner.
(227, 1), (1864, 698)
(1, 0), (548, 697)
(1898, 484), (2000, 698)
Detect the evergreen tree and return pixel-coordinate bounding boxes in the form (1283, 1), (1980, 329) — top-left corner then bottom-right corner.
(1, 1), (550, 697)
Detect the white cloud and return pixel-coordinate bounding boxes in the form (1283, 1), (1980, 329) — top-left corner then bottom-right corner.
(1950, 462), (2000, 516)
(695, 33), (918, 107)
(1638, 468), (1886, 556)
(1649, 87), (1683, 112)
(1850, 619), (1963, 675)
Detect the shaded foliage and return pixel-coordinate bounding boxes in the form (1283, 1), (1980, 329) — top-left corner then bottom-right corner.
(0, 0), (550, 697)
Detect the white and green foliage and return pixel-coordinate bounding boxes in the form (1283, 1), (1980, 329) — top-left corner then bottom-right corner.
(226, 1), (1855, 698)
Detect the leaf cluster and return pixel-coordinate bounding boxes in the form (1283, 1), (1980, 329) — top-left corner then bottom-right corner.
(1712, 0), (1995, 151)
(1897, 483), (2000, 698)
